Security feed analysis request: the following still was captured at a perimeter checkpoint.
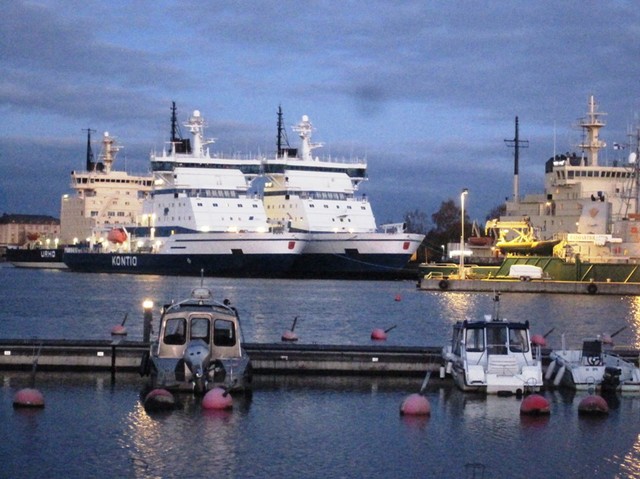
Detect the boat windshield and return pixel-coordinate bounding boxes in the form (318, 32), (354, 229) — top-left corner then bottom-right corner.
(190, 317), (210, 343)
(465, 328), (485, 352)
(213, 319), (236, 347)
(164, 317), (186, 345)
(509, 328), (529, 353)
(486, 326), (508, 355)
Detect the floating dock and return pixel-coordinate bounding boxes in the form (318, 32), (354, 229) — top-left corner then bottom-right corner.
(419, 278), (640, 295)
(0, 339), (442, 377)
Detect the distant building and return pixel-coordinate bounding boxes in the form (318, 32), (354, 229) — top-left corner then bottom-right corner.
(0, 213), (61, 247)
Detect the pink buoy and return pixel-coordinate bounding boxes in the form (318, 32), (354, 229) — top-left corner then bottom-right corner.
(144, 388), (175, 412)
(282, 317), (299, 342)
(578, 395), (609, 416)
(281, 330), (298, 342)
(530, 334), (546, 347)
(394, 294), (402, 302)
(111, 324), (128, 336)
(520, 394), (550, 415)
(13, 388), (45, 408)
(400, 393), (431, 416)
(371, 328), (387, 341)
(202, 387), (233, 410)
(372, 324), (396, 341)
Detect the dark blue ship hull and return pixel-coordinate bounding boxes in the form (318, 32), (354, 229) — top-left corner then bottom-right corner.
(6, 247), (67, 269)
(290, 253), (414, 278)
(63, 251), (297, 277)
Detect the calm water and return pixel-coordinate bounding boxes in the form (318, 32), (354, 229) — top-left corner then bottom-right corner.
(1, 265), (640, 478)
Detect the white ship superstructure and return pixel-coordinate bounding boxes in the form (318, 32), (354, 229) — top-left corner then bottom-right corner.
(60, 131), (153, 245)
(147, 109), (268, 237)
(503, 96), (638, 241)
(262, 112), (423, 276)
(64, 105), (307, 277)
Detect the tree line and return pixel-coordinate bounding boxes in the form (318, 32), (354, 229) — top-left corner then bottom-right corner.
(403, 200), (506, 263)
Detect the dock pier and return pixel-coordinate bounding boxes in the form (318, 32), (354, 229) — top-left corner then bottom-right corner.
(419, 278), (640, 295)
(0, 339), (443, 377)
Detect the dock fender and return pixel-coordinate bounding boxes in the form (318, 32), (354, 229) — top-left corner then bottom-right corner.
(587, 283), (598, 295)
(439, 279), (449, 290)
(544, 360), (556, 381)
(139, 351), (151, 377)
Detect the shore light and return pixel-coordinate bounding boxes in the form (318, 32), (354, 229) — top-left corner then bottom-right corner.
(459, 188), (468, 279)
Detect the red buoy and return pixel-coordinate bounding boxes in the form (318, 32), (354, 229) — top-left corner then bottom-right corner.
(394, 294), (402, 302)
(371, 328), (387, 340)
(282, 316), (299, 342)
(372, 325), (396, 341)
(202, 387), (233, 410)
(520, 394), (550, 415)
(13, 388), (45, 408)
(144, 388), (175, 412)
(400, 393), (431, 416)
(578, 395), (609, 416)
(111, 325), (127, 336)
(530, 334), (546, 347)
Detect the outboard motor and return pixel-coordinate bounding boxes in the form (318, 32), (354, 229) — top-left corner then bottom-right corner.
(601, 366), (622, 391)
(184, 339), (212, 394)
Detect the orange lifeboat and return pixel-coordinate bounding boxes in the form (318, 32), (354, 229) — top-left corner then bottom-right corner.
(107, 228), (127, 244)
(468, 236), (494, 246)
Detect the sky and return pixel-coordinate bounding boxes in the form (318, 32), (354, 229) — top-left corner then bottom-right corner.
(2, 1), (640, 229)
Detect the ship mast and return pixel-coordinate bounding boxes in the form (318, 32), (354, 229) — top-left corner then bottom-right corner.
(504, 116), (529, 203)
(83, 128), (96, 172)
(579, 95), (607, 166)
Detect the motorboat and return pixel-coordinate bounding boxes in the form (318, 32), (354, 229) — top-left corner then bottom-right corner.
(441, 295), (544, 395)
(546, 333), (640, 392)
(140, 286), (252, 394)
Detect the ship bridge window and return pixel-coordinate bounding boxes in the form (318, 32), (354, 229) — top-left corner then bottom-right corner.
(213, 319), (236, 347)
(568, 171), (574, 179)
(163, 317), (186, 345)
(190, 317), (210, 343)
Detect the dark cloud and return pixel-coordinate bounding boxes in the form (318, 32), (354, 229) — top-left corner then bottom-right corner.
(1, 0), (639, 224)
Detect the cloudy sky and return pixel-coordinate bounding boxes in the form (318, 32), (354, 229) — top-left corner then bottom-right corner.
(2, 1), (639, 227)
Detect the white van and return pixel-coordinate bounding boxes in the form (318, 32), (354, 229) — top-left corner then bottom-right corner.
(508, 264), (543, 281)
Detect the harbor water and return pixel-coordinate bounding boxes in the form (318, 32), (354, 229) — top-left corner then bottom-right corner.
(1, 264), (640, 478)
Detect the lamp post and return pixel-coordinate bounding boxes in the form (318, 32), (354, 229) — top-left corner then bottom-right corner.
(142, 299), (154, 343)
(459, 188), (468, 279)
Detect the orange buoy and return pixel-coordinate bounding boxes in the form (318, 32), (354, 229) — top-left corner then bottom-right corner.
(578, 395), (609, 416)
(202, 387), (233, 410)
(520, 394), (550, 415)
(13, 388), (45, 408)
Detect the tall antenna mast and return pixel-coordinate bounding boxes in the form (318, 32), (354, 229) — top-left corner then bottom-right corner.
(82, 128), (96, 172)
(504, 116), (529, 203)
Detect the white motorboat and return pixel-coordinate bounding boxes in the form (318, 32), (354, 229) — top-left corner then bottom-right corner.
(546, 332), (640, 392)
(441, 295), (544, 395)
(140, 286), (252, 394)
